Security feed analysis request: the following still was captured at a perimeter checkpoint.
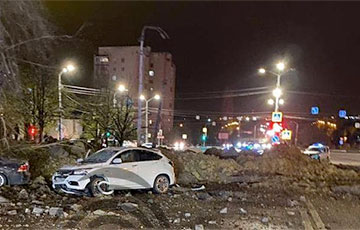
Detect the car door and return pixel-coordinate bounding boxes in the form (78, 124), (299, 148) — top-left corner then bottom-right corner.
(107, 150), (140, 190)
(133, 150), (163, 189)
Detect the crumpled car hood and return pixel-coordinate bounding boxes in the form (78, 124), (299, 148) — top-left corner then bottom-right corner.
(59, 162), (105, 171)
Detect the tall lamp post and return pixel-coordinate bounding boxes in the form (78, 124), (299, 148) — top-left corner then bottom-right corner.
(137, 26), (169, 145)
(140, 94), (160, 143)
(58, 64), (75, 140)
(259, 62), (286, 112)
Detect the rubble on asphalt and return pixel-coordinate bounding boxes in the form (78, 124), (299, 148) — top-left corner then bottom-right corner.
(162, 145), (360, 188)
(0, 145), (360, 229)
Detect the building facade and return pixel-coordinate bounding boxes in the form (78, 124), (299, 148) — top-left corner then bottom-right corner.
(94, 46), (176, 143)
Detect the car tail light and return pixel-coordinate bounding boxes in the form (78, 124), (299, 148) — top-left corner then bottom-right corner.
(17, 163), (29, 172)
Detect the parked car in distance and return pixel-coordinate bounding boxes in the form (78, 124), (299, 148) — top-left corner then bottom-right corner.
(52, 147), (175, 196)
(0, 157), (30, 187)
(302, 143), (330, 161)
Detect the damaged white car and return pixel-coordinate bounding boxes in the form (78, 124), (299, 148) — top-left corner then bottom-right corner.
(52, 147), (175, 196)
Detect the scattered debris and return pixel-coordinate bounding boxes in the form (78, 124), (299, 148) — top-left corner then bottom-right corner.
(93, 210), (107, 216)
(119, 202), (138, 212)
(18, 189), (29, 200)
(261, 217), (269, 224)
(70, 204), (82, 212)
(191, 185), (206, 191)
(7, 210), (17, 216)
(195, 224), (205, 230)
(220, 207), (228, 214)
(240, 208), (247, 214)
(0, 196), (9, 204)
(49, 207), (63, 217)
(184, 212), (191, 218)
(287, 211), (296, 216)
(32, 207), (44, 215)
(173, 218), (181, 224)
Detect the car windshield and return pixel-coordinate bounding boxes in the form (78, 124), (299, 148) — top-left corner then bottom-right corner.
(83, 149), (118, 163)
(307, 147), (323, 153)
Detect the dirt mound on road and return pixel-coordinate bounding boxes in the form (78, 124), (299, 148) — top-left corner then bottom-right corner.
(160, 148), (241, 185)
(238, 145), (360, 184)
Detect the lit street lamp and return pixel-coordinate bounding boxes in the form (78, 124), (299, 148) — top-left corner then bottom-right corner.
(258, 61), (287, 112)
(267, 98), (275, 105)
(140, 94), (161, 143)
(58, 64), (75, 140)
(137, 26), (169, 145)
(272, 88), (282, 98)
(279, 98), (285, 105)
(113, 84), (128, 107)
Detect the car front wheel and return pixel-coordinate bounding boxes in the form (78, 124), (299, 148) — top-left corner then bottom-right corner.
(153, 175), (170, 194)
(89, 177), (106, 197)
(0, 173), (7, 187)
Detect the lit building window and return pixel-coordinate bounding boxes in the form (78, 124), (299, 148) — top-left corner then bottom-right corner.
(99, 57), (109, 63)
(149, 120), (152, 125)
(112, 75), (117, 81)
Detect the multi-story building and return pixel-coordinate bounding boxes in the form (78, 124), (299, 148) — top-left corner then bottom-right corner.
(94, 46), (176, 143)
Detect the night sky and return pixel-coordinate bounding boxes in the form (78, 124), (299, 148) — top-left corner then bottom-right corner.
(46, 1), (360, 118)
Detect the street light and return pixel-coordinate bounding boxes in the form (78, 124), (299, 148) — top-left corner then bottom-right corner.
(276, 62), (285, 71)
(58, 64), (75, 140)
(272, 88), (282, 98)
(140, 94), (161, 143)
(113, 84), (128, 107)
(258, 61), (288, 112)
(258, 68), (266, 74)
(279, 98), (285, 105)
(267, 98), (275, 105)
(137, 26), (169, 145)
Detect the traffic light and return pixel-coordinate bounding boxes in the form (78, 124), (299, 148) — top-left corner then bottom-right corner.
(27, 125), (37, 140)
(201, 134), (207, 141)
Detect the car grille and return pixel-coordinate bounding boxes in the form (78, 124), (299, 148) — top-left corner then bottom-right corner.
(58, 170), (73, 176)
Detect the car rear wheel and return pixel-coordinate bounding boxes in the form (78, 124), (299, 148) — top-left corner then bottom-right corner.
(0, 174), (7, 187)
(153, 175), (170, 194)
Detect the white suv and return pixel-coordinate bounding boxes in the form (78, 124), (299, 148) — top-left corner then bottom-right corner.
(52, 147), (175, 196)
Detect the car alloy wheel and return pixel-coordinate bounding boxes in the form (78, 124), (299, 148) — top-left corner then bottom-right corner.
(0, 174), (6, 187)
(89, 177), (107, 197)
(154, 175), (169, 194)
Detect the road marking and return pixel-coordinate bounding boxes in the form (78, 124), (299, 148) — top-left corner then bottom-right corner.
(300, 208), (314, 230)
(305, 199), (326, 230)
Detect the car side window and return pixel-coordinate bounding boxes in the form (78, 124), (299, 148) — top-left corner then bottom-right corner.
(140, 151), (162, 161)
(118, 150), (140, 163)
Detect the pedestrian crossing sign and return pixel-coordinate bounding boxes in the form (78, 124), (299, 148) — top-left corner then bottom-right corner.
(272, 112), (283, 122)
(281, 129), (292, 140)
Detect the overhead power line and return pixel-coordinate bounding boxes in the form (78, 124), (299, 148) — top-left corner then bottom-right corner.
(175, 90), (271, 100)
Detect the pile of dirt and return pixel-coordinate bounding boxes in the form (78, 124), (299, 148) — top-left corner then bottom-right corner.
(238, 145), (360, 184)
(160, 148), (241, 185)
(1, 143), (83, 180)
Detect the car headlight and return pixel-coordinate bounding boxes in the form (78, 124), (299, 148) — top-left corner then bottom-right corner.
(72, 169), (90, 175)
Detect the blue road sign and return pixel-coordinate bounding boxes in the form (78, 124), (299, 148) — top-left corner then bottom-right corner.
(339, 110), (347, 118)
(311, 107), (319, 115)
(272, 135), (280, 143)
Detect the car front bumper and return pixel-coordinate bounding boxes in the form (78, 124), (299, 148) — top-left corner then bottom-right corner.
(52, 174), (90, 195)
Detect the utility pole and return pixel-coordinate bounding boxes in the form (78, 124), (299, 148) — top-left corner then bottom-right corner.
(137, 26), (169, 146)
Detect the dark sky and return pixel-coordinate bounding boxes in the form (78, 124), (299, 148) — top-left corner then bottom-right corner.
(46, 1), (360, 117)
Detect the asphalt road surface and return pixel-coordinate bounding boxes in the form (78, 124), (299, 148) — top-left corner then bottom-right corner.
(331, 150), (360, 166)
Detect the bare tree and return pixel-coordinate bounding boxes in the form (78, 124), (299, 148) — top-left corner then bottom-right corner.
(0, 1), (85, 144)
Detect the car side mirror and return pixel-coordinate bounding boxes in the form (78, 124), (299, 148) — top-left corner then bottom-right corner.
(113, 158), (122, 164)
(76, 158), (84, 163)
